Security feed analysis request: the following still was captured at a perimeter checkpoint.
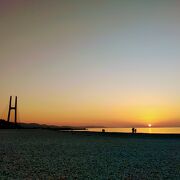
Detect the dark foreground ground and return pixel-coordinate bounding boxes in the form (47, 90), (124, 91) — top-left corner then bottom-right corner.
(0, 130), (180, 179)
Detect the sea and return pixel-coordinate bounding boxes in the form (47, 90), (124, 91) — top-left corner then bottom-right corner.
(84, 127), (180, 134)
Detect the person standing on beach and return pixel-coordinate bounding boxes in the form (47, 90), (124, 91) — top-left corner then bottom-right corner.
(132, 128), (135, 133)
(132, 128), (137, 133)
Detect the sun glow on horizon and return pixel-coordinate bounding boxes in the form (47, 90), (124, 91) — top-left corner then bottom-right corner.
(148, 124), (152, 127)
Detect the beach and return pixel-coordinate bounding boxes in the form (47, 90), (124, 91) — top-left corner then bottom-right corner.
(0, 130), (180, 179)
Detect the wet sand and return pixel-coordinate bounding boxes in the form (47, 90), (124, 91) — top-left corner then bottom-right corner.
(0, 129), (180, 179)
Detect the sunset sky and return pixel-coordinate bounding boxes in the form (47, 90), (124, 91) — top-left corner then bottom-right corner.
(0, 0), (180, 127)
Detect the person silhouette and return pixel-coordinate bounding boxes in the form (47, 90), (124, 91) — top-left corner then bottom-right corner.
(132, 128), (135, 133)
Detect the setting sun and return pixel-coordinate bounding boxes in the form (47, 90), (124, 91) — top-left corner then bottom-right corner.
(148, 124), (152, 127)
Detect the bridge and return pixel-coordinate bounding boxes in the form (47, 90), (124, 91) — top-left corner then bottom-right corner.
(0, 96), (19, 128)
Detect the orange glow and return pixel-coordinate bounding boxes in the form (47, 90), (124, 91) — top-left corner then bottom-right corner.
(0, 95), (179, 127)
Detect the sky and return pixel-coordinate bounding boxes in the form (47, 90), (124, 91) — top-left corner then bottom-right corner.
(0, 0), (180, 127)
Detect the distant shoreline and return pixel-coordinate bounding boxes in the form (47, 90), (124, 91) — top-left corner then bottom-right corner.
(0, 128), (180, 138)
(79, 127), (180, 135)
(61, 130), (180, 138)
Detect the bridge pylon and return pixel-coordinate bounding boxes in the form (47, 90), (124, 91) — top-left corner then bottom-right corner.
(7, 96), (17, 124)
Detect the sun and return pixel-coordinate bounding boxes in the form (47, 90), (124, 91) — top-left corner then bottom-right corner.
(148, 124), (152, 127)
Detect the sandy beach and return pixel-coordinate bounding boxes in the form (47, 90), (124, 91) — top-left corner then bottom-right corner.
(0, 130), (179, 179)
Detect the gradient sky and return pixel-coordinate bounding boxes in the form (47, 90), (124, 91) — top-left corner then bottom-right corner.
(0, 0), (180, 127)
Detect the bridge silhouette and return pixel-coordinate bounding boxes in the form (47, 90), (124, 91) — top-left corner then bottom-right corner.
(0, 96), (20, 128)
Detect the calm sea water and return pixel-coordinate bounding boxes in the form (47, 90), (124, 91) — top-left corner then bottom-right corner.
(85, 127), (180, 134)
